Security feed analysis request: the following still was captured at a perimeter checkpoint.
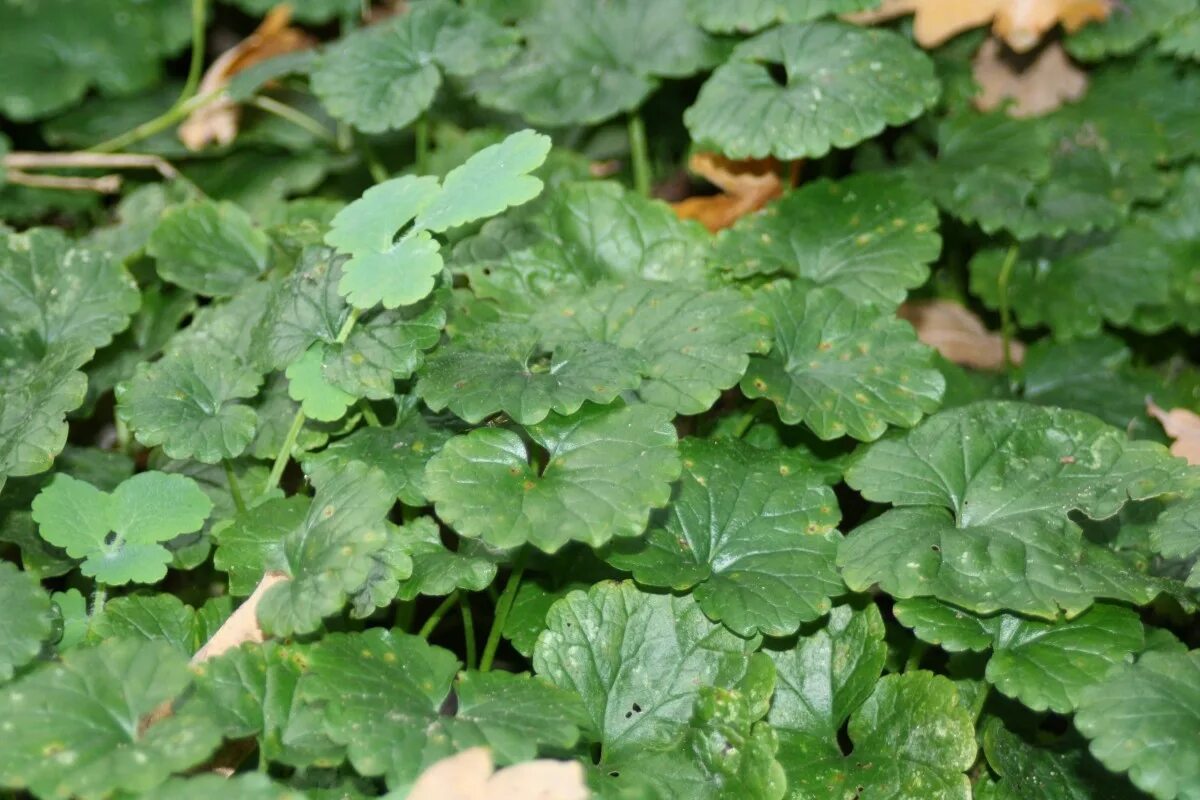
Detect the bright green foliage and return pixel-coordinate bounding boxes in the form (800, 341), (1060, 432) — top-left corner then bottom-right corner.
(473, 0), (718, 126)
(139, 773), (309, 800)
(685, 22), (939, 159)
(393, 516), (497, 599)
(1076, 650), (1200, 800)
(87, 593), (213, 655)
(0, 639), (221, 799)
(686, 0), (877, 32)
(715, 174), (942, 307)
(214, 496), (308, 596)
(0, 561), (52, 680)
(842, 402), (1185, 617)
(894, 598), (1145, 712)
(741, 284), (945, 440)
(116, 351), (262, 462)
(284, 344), (357, 422)
(1067, 0), (1195, 60)
(147, 200), (271, 297)
(425, 403), (681, 551)
(323, 300), (445, 400)
(311, 0), (518, 133)
(0, 341), (90, 485)
(609, 438), (843, 636)
(31, 472), (211, 585)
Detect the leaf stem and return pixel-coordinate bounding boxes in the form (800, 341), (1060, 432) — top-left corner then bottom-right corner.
(266, 410), (306, 493)
(358, 399), (381, 427)
(87, 89), (221, 154)
(223, 459), (247, 514)
(356, 135), (389, 184)
(996, 244), (1019, 374)
(91, 583), (107, 617)
(418, 591), (460, 639)
(249, 96), (337, 145)
(627, 112), (652, 197)
(414, 116), (430, 174)
(904, 640), (929, 672)
(479, 557), (525, 672)
(335, 307), (363, 343)
(178, 0), (208, 108)
(460, 595), (477, 670)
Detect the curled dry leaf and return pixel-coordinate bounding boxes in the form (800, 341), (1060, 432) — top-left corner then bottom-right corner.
(846, 0), (1111, 52)
(672, 152), (783, 232)
(973, 37), (1088, 118)
(898, 299), (1023, 370)
(190, 571), (289, 663)
(1147, 399), (1200, 465)
(407, 747), (590, 800)
(179, 5), (315, 151)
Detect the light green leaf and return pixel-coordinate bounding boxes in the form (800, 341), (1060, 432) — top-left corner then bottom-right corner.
(311, 0), (518, 133)
(336, 230), (444, 311)
(417, 321), (644, 424)
(425, 402), (681, 552)
(715, 174), (940, 307)
(741, 284), (944, 441)
(895, 598), (1144, 713)
(285, 345), (356, 423)
(0, 561), (52, 681)
(841, 401), (1186, 617)
(325, 176), (441, 257)
(323, 300), (446, 400)
(686, 0), (876, 32)
(147, 200), (271, 297)
(609, 438), (843, 637)
(253, 248), (352, 371)
(31, 472), (212, 585)
(0, 639), (221, 800)
(51, 588), (88, 651)
(88, 593), (205, 656)
(540, 280), (772, 416)
(685, 22), (939, 159)
(116, 351), (262, 463)
(1076, 649), (1200, 800)
(395, 516), (498, 599)
(139, 773), (311, 800)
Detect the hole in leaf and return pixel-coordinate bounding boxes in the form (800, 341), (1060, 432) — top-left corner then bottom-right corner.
(930, 544), (941, 552)
(764, 61), (789, 87)
(836, 721), (853, 756)
(103, 531), (117, 547)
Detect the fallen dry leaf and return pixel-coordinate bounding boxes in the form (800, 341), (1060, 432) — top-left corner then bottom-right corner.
(1147, 399), (1200, 465)
(190, 571), (288, 663)
(179, 4), (315, 150)
(672, 152), (783, 232)
(407, 747), (590, 800)
(899, 299), (1024, 370)
(973, 37), (1088, 117)
(845, 0), (1111, 52)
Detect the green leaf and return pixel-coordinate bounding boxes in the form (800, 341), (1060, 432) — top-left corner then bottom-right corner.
(285, 344), (357, 423)
(608, 438), (843, 637)
(31, 472), (212, 585)
(532, 582), (759, 769)
(88, 593), (206, 655)
(0, 340), (90, 484)
(715, 174), (940, 307)
(417, 321), (645, 424)
(255, 461), (394, 636)
(685, 22), (939, 159)
(741, 284), (944, 441)
(347, 521), (414, 618)
(311, 0), (518, 133)
(147, 200), (272, 297)
(540, 280), (772, 416)
(1151, 493), (1200, 587)
(686, 0), (877, 32)
(116, 351), (262, 463)
(296, 628), (581, 790)
(323, 299), (446, 400)
(472, 0), (718, 126)
(214, 496), (308, 596)
(894, 598), (1144, 713)
(1066, 0), (1194, 60)
(138, 773), (311, 800)
(841, 401), (1186, 617)
(1076, 649), (1200, 800)
(395, 516), (498, 599)
(425, 402), (681, 552)
(227, 0), (357, 23)
(0, 639), (221, 799)
(253, 248), (352, 371)
(0, 561), (52, 681)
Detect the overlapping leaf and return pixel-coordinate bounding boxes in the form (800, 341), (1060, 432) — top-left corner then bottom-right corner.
(0, 561), (52, 681)
(686, 0), (877, 32)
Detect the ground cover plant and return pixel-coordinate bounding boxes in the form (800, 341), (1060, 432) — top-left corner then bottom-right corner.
(3, 0), (1200, 798)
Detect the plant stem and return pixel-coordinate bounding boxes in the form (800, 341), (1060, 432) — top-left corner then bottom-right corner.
(249, 96), (337, 145)
(358, 400), (381, 427)
(418, 591), (459, 639)
(266, 410), (306, 493)
(87, 90), (220, 154)
(479, 558), (525, 672)
(335, 308), (362, 343)
(91, 584), (107, 617)
(905, 640), (929, 672)
(460, 595), (477, 670)
(178, 0), (208, 107)
(996, 244), (1019, 373)
(414, 116), (430, 173)
(627, 112), (652, 197)
(729, 399), (770, 439)
(357, 136), (389, 184)
(223, 459), (247, 514)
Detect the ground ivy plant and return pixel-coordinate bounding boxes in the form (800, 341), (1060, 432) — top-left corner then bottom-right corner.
(2, 1), (1200, 799)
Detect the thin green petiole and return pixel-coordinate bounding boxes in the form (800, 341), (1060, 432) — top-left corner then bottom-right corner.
(249, 96), (337, 145)
(223, 459), (247, 514)
(418, 591), (460, 639)
(996, 244), (1019, 374)
(479, 557), (525, 672)
(460, 595), (477, 670)
(627, 112), (652, 197)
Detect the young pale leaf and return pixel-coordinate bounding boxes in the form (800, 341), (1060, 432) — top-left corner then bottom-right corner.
(116, 351), (262, 463)
(472, 0), (718, 126)
(533, 582), (760, 769)
(715, 174), (941, 307)
(0, 639), (221, 800)
(296, 628), (581, 791)
(0, 561), (52, 681)
(284, 344), (356, 423)
(416, 321), (644, 424)
(1076, 650), (1200, 800)
(323, 301), (446, 400)
(685, 22), (939, 159)
(741, 284), (945, 441)
(311, 0), (518, 133)
(842, 401), (1186, 617)
(894, 598), (1144, 713)
(147, 200), (271, 297)
(336, 232), (444, 311)
(608, 438), (843, 637)
(425, 403), (681, 552)
(31, 472), (212, 585)
(540, 280), (772, 416)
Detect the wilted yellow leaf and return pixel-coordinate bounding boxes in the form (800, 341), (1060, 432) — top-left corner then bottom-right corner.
(1147, 399), (1200, 465)
(407, 748), (590, 800)
(898, 299), (1023, 370)
(973, 37), (1088, 118)
(672, 152), (783, 232)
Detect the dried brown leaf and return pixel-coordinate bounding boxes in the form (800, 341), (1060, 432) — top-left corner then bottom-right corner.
(1147, 399), (1200, 465)
(898, 299), (1024, 370)
(973, 37), (1088, 117)
(672, 152), (783, 232)
(407, 747), (590, 800)
(190, 571), (289, 664)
